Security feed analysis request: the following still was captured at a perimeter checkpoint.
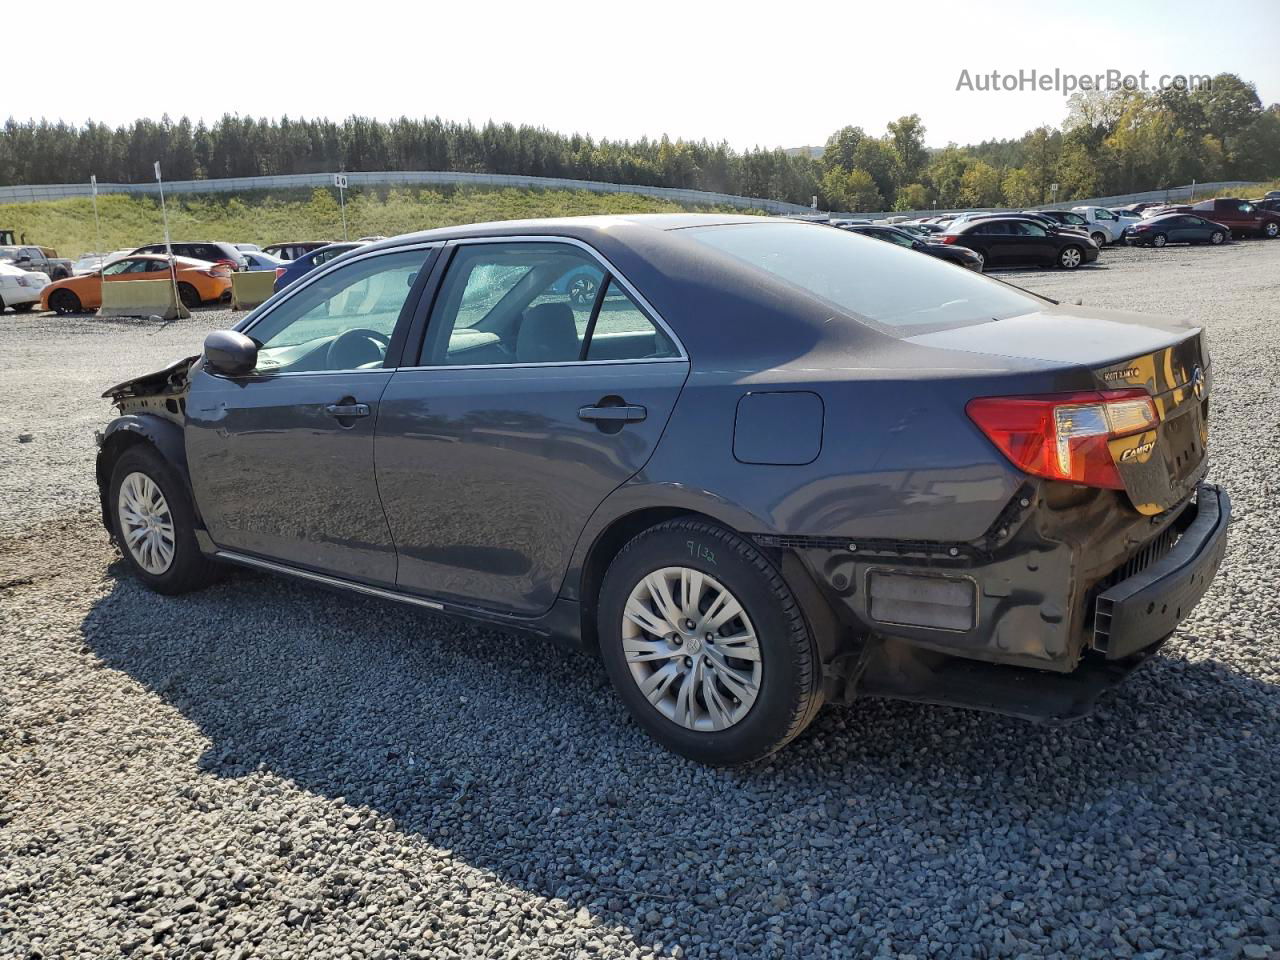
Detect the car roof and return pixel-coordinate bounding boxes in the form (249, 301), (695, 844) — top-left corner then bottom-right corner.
(360, 213), (768, 252)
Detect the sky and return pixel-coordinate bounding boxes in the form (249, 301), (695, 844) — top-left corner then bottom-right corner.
(14, 0), (1280, 151)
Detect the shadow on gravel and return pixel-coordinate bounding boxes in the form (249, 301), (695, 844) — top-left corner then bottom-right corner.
(81, 559), (1280, 953)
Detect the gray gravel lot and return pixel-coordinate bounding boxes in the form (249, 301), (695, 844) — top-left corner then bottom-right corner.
(2, 240), (1279, 959)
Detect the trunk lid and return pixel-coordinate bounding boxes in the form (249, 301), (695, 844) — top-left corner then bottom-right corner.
(1093, 337), (1209, 514)
(909, 307), (1209, 515)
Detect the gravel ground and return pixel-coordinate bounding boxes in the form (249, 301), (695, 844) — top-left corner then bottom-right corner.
(2, 241), (1279, 960)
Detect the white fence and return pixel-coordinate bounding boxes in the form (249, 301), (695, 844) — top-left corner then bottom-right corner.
(0, 171), (1265, 221)
(0, 170), (814, 215)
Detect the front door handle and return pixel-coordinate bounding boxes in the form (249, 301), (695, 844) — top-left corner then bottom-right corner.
(325, 402), (370, 418)
(578, 403), (647, 424)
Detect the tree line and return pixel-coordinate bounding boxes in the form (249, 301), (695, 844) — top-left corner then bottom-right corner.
(1, 72), (1275, 211)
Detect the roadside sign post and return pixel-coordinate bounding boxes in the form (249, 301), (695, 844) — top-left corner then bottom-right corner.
(154, 161), (182, 315)
(1050, 182), (1059, 206)
(334, 173), (349, 241)
(90, 175), (104, 272)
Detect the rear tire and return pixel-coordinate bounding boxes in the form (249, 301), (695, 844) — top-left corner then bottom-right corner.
(177, 283), (202, 309)
(1091, 231), (1107, 247)
(109, 445), (217, 595)
(49, 289), (82, 314)
(1265, 222), (1279, 239)
(597, 519), (823, 765)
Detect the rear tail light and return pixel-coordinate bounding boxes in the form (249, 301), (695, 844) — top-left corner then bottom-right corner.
(967, 389), (1159, 490)
(940, 235), (958, 244)
(275, 267), (287, 280)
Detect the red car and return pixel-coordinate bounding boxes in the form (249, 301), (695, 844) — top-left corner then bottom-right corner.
(1157, 198), (1280, 239)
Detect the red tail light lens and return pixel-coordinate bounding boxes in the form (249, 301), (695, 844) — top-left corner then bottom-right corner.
(967, 389), (1159, 489)
(940, 235), (958, 244)
(275, 267), (287, 280)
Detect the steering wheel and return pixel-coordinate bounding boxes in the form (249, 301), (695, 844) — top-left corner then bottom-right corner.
(326, 328), (390, 369)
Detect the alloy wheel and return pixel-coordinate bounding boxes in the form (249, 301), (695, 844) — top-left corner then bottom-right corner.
(117, 471), (176, 575)
(1152, 234), (1167, 247)
(1211, 232), (1224, 245)
(621, 566), (762, 732)
(1060, 246), (1083, 268)
(1266, 222), (1279, 238)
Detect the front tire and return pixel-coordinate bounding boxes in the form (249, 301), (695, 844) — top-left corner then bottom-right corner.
(109, 445), (217, 595)
(1210, 230), (1225, 245)
(1151, 233), (1168, 248)
(49, 289), (82, 314)
(597, 519), (823, 765)
(1058, 245), (1084, 269)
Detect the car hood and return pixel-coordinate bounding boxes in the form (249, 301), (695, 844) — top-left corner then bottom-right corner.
(102, 355), (198, 401)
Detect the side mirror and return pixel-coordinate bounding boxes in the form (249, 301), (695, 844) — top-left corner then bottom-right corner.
(204, 330), (258, 376)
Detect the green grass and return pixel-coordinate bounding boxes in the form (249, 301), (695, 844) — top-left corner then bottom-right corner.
(1, 186), (757, 258)
(1188, 179), (1280, 202)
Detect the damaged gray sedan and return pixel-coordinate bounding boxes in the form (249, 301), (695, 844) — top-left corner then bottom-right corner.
(96, 215), (1229, 764)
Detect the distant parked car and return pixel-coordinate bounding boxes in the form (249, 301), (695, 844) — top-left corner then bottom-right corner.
(940, 216), (1099, 269)
(72, 250), (134, 275)
(1024, 209), (1093, 235)
(1124, 213), (1230, 247)
(980, 211), (1090, 238)
(131, 242), (248, 271)
(1070, 206), (1139, 246)
(0, 261), (50, 312)
(0, 245), (74, 280)
(1176, 198), (1280, 239)
(272, 242), (368, 292)
(1251, 198), (1280, 214)
(837, 223), (984, 271)
(234, 243), (262, 253)
(1111, 202), (1166, 217)
(41, 254), (233, 313)
(1264, 190), (1280, 200)
(241, 251), (287, 272)
(897, 222), (946, 237)
(263, 241), (332, 261)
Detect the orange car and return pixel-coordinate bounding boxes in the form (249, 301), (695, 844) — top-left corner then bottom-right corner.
(40, 254), (233, 314)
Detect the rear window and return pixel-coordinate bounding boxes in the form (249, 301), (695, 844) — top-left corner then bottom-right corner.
(685, 222), (1039, 331)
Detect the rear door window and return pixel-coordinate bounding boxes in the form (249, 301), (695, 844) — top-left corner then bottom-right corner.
(421, 241), (677, 365)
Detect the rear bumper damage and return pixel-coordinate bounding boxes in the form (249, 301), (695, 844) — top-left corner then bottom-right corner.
(775, 483), (1230, 723)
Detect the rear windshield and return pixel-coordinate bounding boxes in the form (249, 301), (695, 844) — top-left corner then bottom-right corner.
(683, 222), (1040, 330)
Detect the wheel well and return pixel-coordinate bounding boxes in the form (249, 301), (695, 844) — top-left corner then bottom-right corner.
(95, 431), (152, 530)
(576, 507), (720, 651)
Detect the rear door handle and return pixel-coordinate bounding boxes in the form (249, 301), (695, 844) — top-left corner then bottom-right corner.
(578, 403), (647, 424)
(325, 402), (370, 418)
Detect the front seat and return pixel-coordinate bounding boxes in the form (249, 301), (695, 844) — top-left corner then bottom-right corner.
(516, 302), (580, 363)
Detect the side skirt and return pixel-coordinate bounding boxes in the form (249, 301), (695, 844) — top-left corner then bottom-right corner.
(210, 548), (587, 650)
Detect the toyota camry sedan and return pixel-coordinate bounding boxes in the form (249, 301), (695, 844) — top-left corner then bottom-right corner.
(96, 215), (1228, 765)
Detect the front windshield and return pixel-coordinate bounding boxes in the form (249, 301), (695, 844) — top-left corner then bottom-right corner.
(684, 221), (1039, 330)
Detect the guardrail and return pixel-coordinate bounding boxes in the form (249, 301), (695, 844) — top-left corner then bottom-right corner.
(0, 170), (815, 215)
